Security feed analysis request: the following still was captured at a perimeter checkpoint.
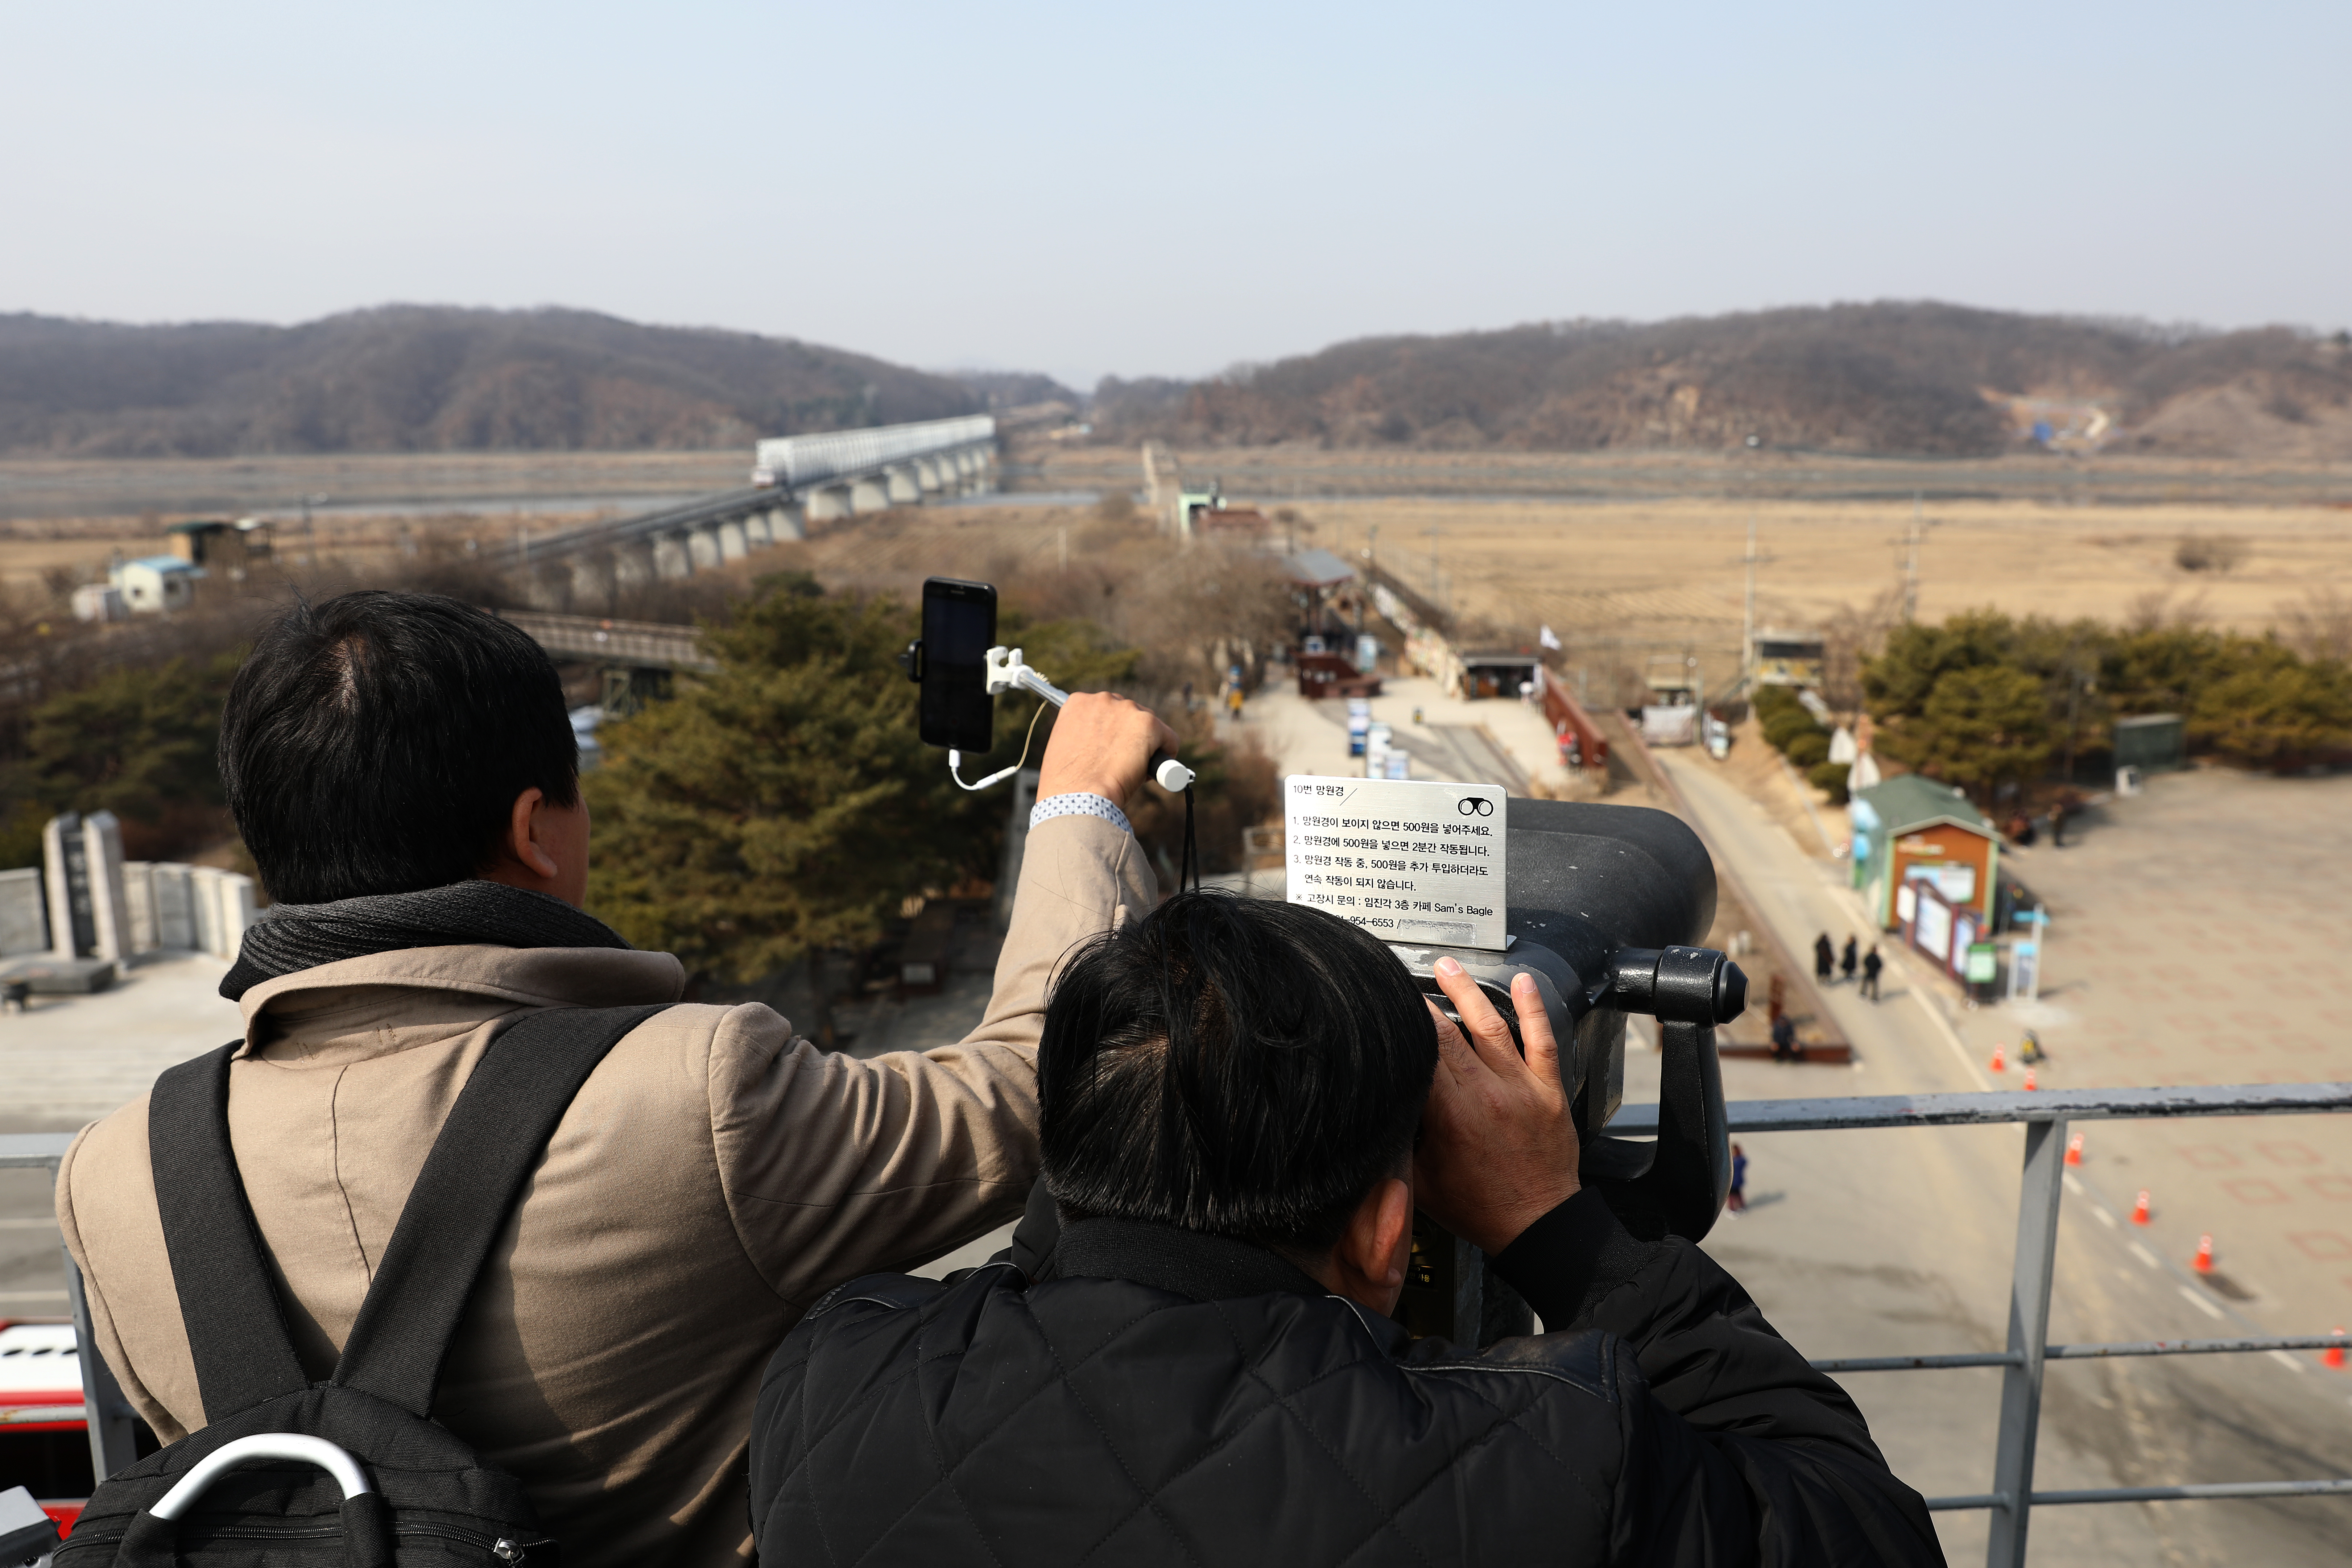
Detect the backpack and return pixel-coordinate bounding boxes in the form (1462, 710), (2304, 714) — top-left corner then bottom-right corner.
(57, 1004), (671, 1567)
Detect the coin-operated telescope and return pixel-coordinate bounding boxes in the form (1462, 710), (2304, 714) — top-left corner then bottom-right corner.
(1380, 797), (1744, 1346)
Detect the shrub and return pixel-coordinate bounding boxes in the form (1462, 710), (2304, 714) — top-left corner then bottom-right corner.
(1762, 709), (1822, 750)
(1784, 730), (1832, 769)
(2175, 533), (2247, 574)
(1808, 761), (1852, 803)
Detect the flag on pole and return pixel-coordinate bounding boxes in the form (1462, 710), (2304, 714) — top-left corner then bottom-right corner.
(1539, 624), (1563, 651)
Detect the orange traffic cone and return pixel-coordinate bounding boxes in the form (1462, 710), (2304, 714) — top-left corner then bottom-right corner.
(1990, 1044), (2006, 1072)
(2192, 1234), (2215, 1274)
(2023, 1067), (2038, 1091)
(2066, 1131), (2084, 1166)
(2131, 1189), (2152, 1225)
(2325, 1328), (2346, 1370)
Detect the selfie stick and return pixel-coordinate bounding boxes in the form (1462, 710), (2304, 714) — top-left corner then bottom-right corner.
(945, 646), (1196, 794)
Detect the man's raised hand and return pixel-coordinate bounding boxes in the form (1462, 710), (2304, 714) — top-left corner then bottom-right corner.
(1413, 956), (1582, 1255)
(1036, 692), (1180, 815)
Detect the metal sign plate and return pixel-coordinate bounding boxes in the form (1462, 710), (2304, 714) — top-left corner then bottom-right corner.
(1284, 775), (1508, 950)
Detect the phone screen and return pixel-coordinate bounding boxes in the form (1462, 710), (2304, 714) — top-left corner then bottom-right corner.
(919, 577), (996, 751)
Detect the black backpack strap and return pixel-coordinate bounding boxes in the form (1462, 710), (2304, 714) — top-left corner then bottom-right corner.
(148, 1042), (312, 1417)
(329, 1004), (670, 1416)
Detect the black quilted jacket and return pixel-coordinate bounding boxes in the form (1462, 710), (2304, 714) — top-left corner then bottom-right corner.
(749, 1191), (1942, 1567)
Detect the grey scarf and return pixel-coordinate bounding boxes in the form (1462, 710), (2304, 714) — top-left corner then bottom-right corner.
(221, 880), (632, 1001)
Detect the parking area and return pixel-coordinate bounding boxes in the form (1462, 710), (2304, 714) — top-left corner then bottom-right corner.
(1940, 767), (2352, 1333)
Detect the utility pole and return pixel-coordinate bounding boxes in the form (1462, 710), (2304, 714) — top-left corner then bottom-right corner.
(2059, 666), (2092, 784)
(1903, 491), (1923, 622)
(1742, 512), (1758, 684)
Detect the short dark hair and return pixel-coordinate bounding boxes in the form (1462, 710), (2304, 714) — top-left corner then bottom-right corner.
(1039, 892), (1437, 1253)
(219, 591), (578, 904)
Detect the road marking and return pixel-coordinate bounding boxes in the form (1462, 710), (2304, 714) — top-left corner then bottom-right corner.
(2063, 1174), (2085, 1197)
(2129, 1242), (2162, 1269)
(2093, 1205), (2117, 1229)
(1902, 974), (1995, 1091)
(2178, 1285), (2226, 1320)
(2269, 1350), (2308, 1375)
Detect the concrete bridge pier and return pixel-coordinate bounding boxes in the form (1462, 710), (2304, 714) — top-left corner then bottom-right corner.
(962, 447), (994, 495)
(615, 539), (658, 587)
(912, 456), (944, 494)
(742, 512), (771, 549)
(850, 474), (893, 513)
(688, 524), (724, 571)
(718, 517), (750, 561)
(653, 529), (694, 579)
(885, 465), (922, 504)
(566, 553), (608, 605)
(808, 485), (853, 523)
(766, 503), (804, 542)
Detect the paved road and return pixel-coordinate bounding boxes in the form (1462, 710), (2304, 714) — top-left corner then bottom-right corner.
(1652, 751), (2352, 1567)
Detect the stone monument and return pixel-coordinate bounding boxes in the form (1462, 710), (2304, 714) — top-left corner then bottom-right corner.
(43, 810), (133, 963)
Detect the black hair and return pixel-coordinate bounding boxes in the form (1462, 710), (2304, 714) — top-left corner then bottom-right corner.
(1039, 891), (1437, 1254)
(218, 590), (578, 904)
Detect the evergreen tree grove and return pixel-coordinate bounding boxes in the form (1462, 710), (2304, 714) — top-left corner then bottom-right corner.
(584, 574), (1134, 991)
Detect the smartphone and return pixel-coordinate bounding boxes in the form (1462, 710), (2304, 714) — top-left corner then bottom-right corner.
(919, 577), (996, 751)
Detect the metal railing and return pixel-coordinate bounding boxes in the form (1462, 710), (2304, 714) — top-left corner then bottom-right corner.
(13, 1082), (2352, 1564)
(492, 610), (717, 673)
(1, 1131), (137, 1491)
(1612, 1082), (2352, 1564)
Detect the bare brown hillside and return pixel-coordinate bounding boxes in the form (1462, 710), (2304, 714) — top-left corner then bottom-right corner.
(1092, 302), (2352, 460)
(0, 307), (992, 458)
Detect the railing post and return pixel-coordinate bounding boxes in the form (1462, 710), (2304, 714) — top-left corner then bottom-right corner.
(1988, 1117), (2067, 1568)
(64, 1240), (141, 1482)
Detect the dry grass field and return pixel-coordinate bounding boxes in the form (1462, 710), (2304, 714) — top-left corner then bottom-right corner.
(1266, 495), (2352, 693)
(7, 450), (2348, 705)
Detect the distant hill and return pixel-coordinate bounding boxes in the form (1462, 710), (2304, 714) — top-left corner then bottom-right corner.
(944, 368), (1082, 411)
(1092, 302), (2352, 459)
(0, 307), (993, 457)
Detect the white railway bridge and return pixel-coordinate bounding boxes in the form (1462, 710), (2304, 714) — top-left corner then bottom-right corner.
(522, 415), (996, 583)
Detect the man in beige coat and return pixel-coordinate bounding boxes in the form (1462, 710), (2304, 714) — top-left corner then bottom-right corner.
(56, 589), (1171, 1566)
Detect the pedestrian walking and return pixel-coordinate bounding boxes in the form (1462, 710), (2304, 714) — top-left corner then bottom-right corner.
(2046, 802), (2064, 848)
(1727, 1143), (1748, 1214)
(1813, 932), (1834, 984)
(1840, 935), (1858, 984)
(1182, 680), (1195, 713)
(1766, 971), (1787, 1024)
(1860, 945), (1884, 1001)
(1770, 1013), (1798, 1062)
(1227, 684), (1245, 722)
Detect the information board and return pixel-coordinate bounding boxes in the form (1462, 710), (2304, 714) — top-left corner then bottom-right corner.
(1284, 775), (1509, 950)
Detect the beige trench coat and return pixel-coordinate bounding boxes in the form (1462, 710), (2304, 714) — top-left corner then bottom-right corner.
(56, 814), (1153, 1567)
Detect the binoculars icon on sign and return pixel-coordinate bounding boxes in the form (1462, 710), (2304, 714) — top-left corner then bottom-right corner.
(1456, 798), (1495, 817)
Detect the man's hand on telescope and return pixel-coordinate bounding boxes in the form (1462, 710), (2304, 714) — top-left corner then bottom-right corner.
(1414, 958), (1581, 1256)
(1036, 692), (1180, 816)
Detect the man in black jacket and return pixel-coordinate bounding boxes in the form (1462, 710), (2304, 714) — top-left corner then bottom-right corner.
(749, 894), (1943, 1566)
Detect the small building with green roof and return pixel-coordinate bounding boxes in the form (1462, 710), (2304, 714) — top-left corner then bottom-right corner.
(1848, 774), (1998, 931)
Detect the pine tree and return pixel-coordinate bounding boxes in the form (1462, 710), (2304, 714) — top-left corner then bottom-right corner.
(585, 573), (1133, 1033)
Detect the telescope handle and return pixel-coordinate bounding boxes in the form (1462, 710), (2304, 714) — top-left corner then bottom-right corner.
(1581, 1018), (1731, 1243)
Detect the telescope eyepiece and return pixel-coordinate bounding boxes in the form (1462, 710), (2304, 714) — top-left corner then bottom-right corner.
(1605, 946), (1747, 1026)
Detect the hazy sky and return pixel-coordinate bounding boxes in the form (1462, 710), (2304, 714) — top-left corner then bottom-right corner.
(4, 1), (2345, 389)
